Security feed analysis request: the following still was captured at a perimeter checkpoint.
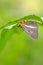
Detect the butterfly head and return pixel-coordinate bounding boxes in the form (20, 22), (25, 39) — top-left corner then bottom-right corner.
(18, 21), (26, 27)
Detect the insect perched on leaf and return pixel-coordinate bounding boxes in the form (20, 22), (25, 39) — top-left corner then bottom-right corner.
(1, 15), (43, 40)
(18, 20), (38, 39)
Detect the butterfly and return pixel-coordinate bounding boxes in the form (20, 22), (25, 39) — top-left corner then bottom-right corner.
(18, 20), (38, 39)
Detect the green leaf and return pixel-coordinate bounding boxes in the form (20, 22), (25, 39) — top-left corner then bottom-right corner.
(0, 15), (43, 30)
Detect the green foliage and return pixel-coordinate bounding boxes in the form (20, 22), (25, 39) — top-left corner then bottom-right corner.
(0, 15), (43, 29)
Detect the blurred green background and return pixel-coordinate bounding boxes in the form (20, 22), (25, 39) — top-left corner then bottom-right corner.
(0, 0), (43, 27)
(0, 0), (43, 65)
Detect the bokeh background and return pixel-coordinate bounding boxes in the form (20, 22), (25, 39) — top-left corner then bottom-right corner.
(0, 0), (43, 27)
(0, 0), (43, 65)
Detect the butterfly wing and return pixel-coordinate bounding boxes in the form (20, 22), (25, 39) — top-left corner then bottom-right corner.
(22, 21), (38, 39)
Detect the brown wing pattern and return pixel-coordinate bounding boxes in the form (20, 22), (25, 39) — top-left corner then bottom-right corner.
(22, 21), (38, 39)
